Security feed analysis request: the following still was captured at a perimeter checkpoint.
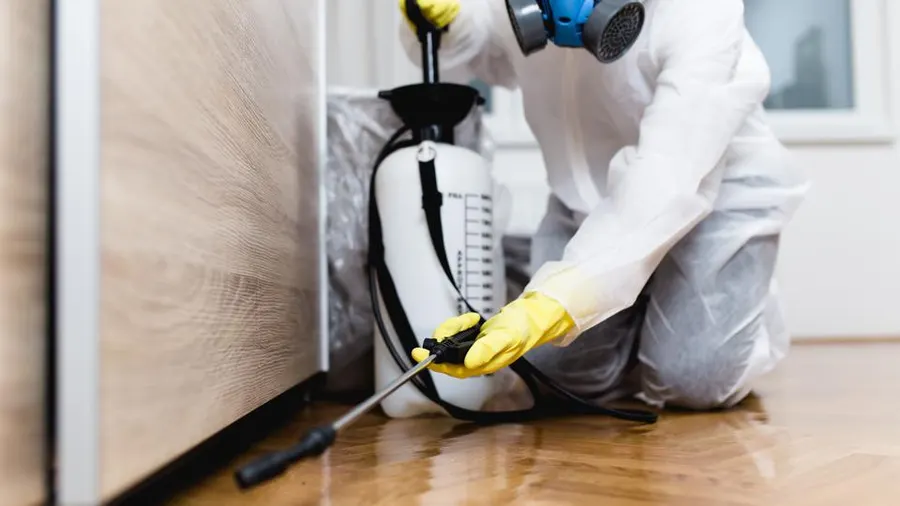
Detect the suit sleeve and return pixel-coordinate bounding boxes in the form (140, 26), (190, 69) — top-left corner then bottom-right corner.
(398, 0), (519, 88)
(524, 0), (772, 344)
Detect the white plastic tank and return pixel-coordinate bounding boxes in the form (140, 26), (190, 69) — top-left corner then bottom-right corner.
(373, 140), (513, 418)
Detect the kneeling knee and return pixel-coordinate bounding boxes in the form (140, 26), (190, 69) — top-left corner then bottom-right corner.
(643, 350), (752, 411)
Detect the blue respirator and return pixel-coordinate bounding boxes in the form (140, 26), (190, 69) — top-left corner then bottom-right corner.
(505, 0), (645, 63)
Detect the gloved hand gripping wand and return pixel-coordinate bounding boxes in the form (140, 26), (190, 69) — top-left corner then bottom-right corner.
(233, 326), (480, 489)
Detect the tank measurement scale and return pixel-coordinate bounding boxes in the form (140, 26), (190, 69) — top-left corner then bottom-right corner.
(447, 191), (494, 317)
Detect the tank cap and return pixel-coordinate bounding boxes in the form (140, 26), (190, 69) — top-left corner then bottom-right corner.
(417, 141), (437, 162)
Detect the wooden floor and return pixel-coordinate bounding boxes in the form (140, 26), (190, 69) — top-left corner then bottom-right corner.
(172, 342), (900, 505)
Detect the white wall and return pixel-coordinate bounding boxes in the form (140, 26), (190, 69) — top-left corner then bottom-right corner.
(325, 0), (412, 89)
(327, 1), (900, 339)
(776, 145), (900, 338)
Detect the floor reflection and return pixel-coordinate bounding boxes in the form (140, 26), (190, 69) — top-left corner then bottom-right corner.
(174, 343), (900, 505)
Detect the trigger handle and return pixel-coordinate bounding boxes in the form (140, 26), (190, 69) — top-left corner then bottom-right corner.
(422, 324), (482, 365)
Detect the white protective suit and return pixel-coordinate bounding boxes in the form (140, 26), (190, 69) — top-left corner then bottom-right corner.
(399, 0), (809, 409)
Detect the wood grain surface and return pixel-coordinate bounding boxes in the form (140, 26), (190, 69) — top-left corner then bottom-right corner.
(0, 1), (48, 505)
(172, 341), (900, 506)
(100, 0), (322, 498)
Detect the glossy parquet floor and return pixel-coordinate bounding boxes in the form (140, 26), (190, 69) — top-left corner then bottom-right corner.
(173, 342), (900, 505)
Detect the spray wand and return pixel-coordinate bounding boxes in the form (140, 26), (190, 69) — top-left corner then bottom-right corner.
(232, 2), (490, 490)
(233, 325), (480, 489)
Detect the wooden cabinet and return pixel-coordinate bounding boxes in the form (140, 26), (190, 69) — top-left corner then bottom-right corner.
(55, 0), (326, 502)
(0, 1), (49, 505)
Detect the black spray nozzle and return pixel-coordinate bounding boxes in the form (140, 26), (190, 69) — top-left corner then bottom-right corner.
(422, 322), (483, 365)
(234, 425), (336, 489)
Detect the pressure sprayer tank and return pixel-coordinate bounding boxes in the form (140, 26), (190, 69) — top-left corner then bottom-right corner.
(371, 81), (517, 418)
(374, 144), (498, 417)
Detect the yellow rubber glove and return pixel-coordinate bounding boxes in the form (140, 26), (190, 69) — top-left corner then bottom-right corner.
(411, 292), (575, 379)
(398, 0), (460, 31)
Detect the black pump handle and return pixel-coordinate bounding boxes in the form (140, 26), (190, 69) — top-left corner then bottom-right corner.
(405, 0), (438, 36)
(405, 0), (442, 84)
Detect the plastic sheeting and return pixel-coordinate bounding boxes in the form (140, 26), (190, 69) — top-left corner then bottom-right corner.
(324, 87), (505, 393)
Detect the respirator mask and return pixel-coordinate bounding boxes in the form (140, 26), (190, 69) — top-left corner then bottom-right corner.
(505, 0), (645, 63)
